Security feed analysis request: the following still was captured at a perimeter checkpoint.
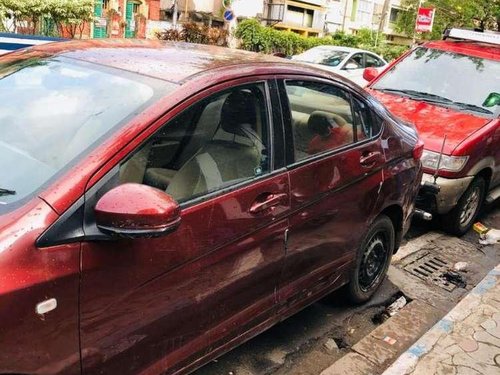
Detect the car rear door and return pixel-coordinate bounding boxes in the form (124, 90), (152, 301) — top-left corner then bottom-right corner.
(79, 78), (290, 374)
(276, 77), (386, 311)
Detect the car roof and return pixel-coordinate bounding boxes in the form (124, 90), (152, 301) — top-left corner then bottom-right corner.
(1, 39), (287, 84)
(308, 45), (368, 54)
(422, 40), (500, 61)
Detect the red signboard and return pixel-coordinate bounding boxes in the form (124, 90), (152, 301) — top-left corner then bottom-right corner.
(415, 7), (435, 33)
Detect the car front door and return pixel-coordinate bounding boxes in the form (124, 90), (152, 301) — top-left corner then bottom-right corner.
(79, 80), (290, 374)
(276, 78), (385, 311)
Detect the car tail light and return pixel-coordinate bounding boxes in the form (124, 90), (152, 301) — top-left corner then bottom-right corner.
(413, 139), (425, 160)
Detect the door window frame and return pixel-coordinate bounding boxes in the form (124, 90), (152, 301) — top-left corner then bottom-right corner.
(341, 52), (364, 70)
(364, 53), (386, 68)
(38, 76), (285, 248)
(276, 76), (385, 168)
(117, 78), (284, 209)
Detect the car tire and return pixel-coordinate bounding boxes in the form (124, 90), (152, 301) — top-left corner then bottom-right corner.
(442, 177), (486, 236)
(347, 215), (394, 304)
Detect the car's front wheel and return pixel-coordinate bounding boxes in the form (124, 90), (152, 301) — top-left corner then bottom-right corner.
(347, 215), (394, 304)
(442, 177), (486, 236)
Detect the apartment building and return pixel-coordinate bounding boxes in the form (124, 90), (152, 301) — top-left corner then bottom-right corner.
(156, 0), (410, 43)
(264, 0), (328, 37)
(326, 0), (411, 44)
(159, 1), (327, 37)
(92, 0), (162, 38)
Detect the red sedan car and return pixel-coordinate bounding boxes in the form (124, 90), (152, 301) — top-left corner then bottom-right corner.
(0, 40), (422, 374)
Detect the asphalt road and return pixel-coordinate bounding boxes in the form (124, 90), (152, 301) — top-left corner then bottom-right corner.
(194, 200), (500, 375)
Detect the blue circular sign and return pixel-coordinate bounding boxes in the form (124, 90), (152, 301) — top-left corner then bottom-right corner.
(223, 9), (235, 22)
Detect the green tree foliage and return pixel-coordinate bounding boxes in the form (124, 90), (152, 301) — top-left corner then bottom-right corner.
(235, 19), (408, 61)
(396, 0), (500, 40)
(0, 0), (93, 37)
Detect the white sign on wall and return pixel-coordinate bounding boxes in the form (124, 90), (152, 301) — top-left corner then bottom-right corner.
(231, 0), (264, 18)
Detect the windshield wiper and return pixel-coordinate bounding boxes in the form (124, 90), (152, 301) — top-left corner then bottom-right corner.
(378, 89), (493, 115)
(0, 188), (16, 196)
(378, 88), (452, 102)
(446, 101), (493, 115)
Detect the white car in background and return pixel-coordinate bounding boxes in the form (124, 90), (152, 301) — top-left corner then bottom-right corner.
(292, 46), (387, 86)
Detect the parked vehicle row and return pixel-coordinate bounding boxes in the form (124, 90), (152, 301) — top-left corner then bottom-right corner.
(0, 40), (422, 374)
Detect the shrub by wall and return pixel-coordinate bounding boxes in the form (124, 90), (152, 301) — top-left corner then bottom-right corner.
(156, 22), (228, 46)
(235, 19), (409, 61)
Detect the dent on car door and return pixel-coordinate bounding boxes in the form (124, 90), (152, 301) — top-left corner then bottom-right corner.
(79, 81), (290, 374)
(276, 79), (385, 310)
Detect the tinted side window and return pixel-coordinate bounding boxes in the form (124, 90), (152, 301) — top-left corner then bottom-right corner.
(352, 96), (382, 141)
(365, 54), (384, 68)
(119, 83), (270, 203)
(284, 80), (355, 161)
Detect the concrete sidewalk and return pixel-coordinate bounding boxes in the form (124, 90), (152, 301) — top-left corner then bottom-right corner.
(382, 263), (500, 375)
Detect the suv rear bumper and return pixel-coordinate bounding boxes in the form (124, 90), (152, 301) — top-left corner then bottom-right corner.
(417, 173), (474, 214)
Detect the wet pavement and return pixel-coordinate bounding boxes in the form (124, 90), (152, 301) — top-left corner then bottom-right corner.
(194, 201), (500, 375)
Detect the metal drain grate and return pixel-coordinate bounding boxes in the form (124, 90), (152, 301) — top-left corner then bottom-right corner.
(404, 252), (456, 291)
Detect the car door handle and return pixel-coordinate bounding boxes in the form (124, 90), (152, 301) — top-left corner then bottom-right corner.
(250, 193), (288, 214)
(360, 151), (382, 168)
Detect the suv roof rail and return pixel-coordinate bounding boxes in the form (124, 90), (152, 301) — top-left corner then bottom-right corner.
(443, 28), (500, 46)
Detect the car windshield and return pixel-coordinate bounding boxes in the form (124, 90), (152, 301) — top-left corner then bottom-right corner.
(372, 47), (500, 118)
(0, 56), (174, 209)
(294, 48), (349, 67)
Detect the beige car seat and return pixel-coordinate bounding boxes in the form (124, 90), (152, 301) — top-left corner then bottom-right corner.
(166, 90), (263, 202)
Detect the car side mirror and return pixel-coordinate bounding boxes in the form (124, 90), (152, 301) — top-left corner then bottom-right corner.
(95, 183), (181, 238)
(363, 67), (379, 82)
(344, 62), (359, 70)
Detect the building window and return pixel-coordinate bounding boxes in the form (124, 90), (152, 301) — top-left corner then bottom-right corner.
(286, 5), (314, 28)
(389, 8), (401, 23)
(356, 0), (373, 25)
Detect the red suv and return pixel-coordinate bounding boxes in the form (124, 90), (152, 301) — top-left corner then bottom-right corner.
(365, 29), (500, 235)
(0, 40), (422, 374)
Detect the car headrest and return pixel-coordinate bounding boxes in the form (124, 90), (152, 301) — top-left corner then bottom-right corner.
(220, 90), (257, 136)
(308, 111), (345, 138)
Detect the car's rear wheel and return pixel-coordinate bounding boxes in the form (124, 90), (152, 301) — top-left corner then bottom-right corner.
(442, 177), (486, 236)
(347, 215), (394, 304)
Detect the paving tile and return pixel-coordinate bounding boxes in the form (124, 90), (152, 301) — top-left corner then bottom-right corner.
(469, 342), (500, 366)
(457, 337), (478, 352)
(456, 366), (481, 375)
(473, 330), (500, 347)
(480, 319), (500, 339)
(452, 351), (500, 375)
(411, 352), (452, 375)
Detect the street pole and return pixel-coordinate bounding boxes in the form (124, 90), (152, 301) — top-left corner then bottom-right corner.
(412, 0), (423, 45)
(378, 0), (390, 34)
(172, 0), (178, 27)
(341, 0), (349, 32)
